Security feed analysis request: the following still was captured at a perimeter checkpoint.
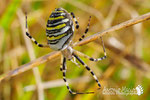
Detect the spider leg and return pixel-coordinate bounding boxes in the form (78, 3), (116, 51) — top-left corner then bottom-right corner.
(73, 16), (91, 46)
(61, 56), (94, 94)
(73, 53), (101, 89)
(60, 55), (63, 71)
(74, 37), (106, 62)
(70, 12), (79, 29)
(78, 16), (91, 41)
(25, 13), (49, 48)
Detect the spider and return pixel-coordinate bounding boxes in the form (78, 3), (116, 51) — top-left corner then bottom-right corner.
(25, 8), (106, 94)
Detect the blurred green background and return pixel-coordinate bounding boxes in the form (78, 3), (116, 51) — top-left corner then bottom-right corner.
(0, 0), (150, 100)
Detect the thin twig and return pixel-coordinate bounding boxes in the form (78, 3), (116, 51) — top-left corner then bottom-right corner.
(0, 51), (61, 82)
(0, 12), (150, 82)
(103, 1), (120, 28)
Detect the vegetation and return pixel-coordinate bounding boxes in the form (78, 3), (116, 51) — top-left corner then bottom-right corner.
(0, 0), (150, 100)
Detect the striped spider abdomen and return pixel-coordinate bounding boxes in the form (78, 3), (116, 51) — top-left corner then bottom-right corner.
(46, 8), (74, 51)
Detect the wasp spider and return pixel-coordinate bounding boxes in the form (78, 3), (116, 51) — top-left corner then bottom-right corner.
(25, 8), (106, 94)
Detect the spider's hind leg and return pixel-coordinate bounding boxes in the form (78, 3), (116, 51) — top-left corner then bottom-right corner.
(74, 37), (107, 62)
(73, 53), (101, 89)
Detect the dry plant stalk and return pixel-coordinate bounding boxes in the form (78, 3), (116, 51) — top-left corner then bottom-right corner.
(17, 9), (44, 100)
(0, 12), (150, 82)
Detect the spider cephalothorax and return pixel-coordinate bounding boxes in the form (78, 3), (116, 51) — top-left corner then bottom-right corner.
(25, 7), (106, 94)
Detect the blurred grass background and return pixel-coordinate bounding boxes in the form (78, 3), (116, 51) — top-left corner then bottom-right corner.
(0, 0), (150, 100)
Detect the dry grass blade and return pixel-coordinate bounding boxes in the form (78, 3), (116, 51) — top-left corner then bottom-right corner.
(0, 12), (150, 82)
(24, 76), (91, 92)
(17, 9), (44, 100)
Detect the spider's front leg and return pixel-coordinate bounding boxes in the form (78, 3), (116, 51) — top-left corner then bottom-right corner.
(25, 13), (49, 48)
(78, 16), (91, 42)
(70, 12), (79, 29)
(71, 14), (91, 45)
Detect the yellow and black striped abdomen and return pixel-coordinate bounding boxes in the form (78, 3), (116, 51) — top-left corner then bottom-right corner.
(46, 8), (74, 51)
